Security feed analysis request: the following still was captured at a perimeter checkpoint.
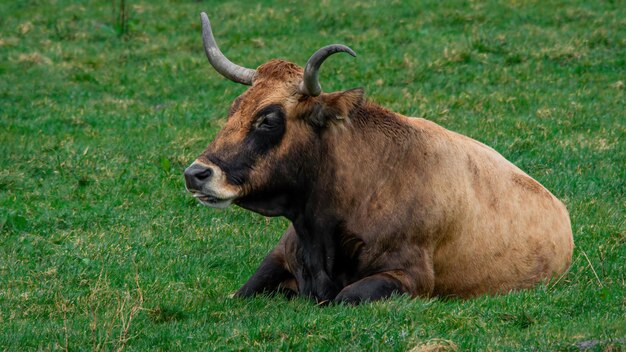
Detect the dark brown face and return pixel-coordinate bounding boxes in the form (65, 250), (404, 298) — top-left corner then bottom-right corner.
(190, 12), (360, 214)
(184, 61), (312, 210)
(184, 57), (364, 215)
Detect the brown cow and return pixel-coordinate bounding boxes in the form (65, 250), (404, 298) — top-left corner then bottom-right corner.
(184, 12), (574, 304)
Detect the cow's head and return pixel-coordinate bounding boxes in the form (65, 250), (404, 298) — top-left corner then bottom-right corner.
(184, 12), (362, 215)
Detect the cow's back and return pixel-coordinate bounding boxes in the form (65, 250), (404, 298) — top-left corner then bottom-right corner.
(406, 116), (574, 296)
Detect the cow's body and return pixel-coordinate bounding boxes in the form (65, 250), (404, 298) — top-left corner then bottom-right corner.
(236, 100), (573, 301)
(185, 13), (573, 303)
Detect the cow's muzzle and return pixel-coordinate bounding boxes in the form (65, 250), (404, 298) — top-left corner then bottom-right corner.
(184, 163), (213, 192)
(184, 161), (238, 209)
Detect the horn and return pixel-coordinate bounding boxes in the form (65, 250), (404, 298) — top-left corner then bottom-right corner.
(201, 12), (256, 85)
(299, 44), (356, 96)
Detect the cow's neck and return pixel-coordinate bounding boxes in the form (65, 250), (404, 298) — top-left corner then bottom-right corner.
(286, 102), (414, 301)
(322, 102), (418, 216)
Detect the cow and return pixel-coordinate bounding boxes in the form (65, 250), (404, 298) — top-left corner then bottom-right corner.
(184, 12), (574, 304)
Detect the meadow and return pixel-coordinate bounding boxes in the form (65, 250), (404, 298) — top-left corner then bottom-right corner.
(1, 0), (624, 350)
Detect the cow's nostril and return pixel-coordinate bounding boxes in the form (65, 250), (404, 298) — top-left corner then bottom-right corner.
(184, 164), (213, 191)
(195, 168), (212, 181)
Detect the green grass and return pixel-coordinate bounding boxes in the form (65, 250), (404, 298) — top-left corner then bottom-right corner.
(1, 0), (624, 350)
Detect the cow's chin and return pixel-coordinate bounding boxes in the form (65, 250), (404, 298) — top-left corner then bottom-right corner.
(233, 192), (290, 218)
(193, 193), (236, 209)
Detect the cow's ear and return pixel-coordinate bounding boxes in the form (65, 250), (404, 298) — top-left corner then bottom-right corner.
(306, 88), (364, 127)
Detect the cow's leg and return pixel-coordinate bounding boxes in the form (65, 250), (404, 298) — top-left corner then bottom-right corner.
(333, 272), (405, 304)
(234, 251), (295, 298)
(334, 266), (434, 304)
(234, 225), (298, 298)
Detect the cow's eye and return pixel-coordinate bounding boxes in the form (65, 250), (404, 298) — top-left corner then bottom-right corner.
(249, 106), (286, 152)
(256, 111), (283, 131)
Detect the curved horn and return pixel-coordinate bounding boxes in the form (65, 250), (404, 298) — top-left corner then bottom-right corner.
(299, 44), (356, 96)
(201, 12), (255, 85)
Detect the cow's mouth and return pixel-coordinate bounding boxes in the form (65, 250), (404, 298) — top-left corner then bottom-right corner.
(192, 192), (235, 209)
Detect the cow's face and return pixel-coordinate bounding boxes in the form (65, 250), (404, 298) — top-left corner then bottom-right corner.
(185, 61), (304, 209)
(184, 59), (363, 212)
(184, 13), (359, 214)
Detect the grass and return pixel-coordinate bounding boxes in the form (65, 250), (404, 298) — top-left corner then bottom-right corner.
(1, 0), (624, 350)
